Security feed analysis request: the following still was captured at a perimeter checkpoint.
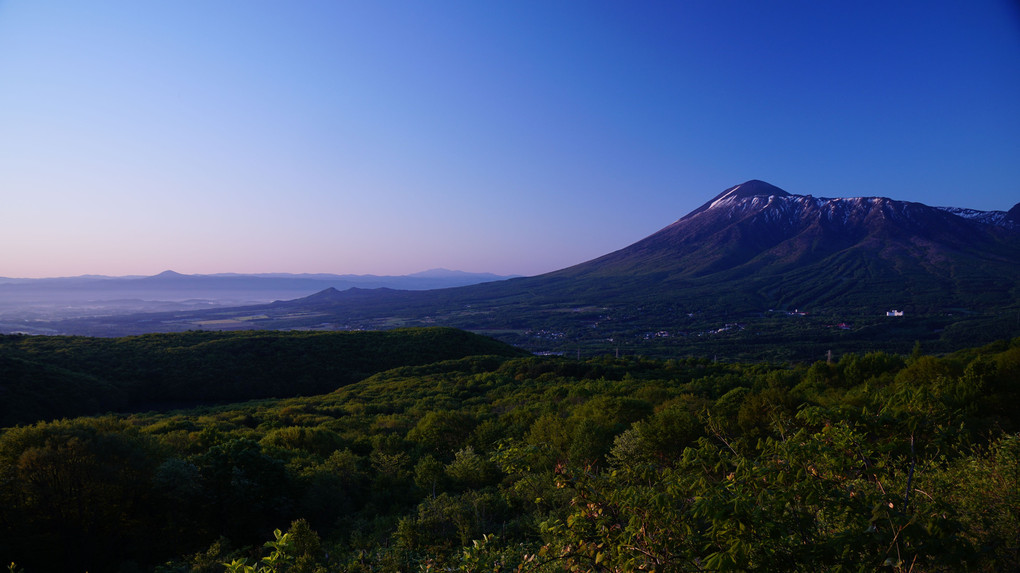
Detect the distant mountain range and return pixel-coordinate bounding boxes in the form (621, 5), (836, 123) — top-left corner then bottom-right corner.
(0, 269), (515, 328)
(0, 268), (514, 296)
(17, 180), (1020, 359)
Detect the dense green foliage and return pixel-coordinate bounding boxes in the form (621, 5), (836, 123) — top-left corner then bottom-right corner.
(1, 334), (1018, 572)
(0, 328), (526, 426)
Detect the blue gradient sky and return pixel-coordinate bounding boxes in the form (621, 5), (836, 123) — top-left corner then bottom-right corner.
(2, 1), (1018, 278)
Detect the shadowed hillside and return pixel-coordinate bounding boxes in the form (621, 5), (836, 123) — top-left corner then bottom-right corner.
(0, 327), (527, 427)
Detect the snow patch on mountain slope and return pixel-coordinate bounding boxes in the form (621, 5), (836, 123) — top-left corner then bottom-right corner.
(936, 206), (1012, 227)
(705, 188), (1016, 231)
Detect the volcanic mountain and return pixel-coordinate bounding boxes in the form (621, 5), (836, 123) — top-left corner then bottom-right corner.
(249, 179), (1020, 327)
(535, 179), (1020, 311)
(43, 180), (1020, 356)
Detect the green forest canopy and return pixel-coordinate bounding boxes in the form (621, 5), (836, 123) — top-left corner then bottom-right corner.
(0, 331), (1018, 572)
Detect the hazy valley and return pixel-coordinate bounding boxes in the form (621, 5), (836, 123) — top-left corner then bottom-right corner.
(0, 269), (514, 333)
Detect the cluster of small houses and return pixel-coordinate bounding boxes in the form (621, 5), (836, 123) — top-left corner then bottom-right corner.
(776, 308), (904, 317)
(528, 329), (566, 340)
(642, 322), (745, 340)
(640, 309), (906, 341)
(534, 308), (908, 351)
